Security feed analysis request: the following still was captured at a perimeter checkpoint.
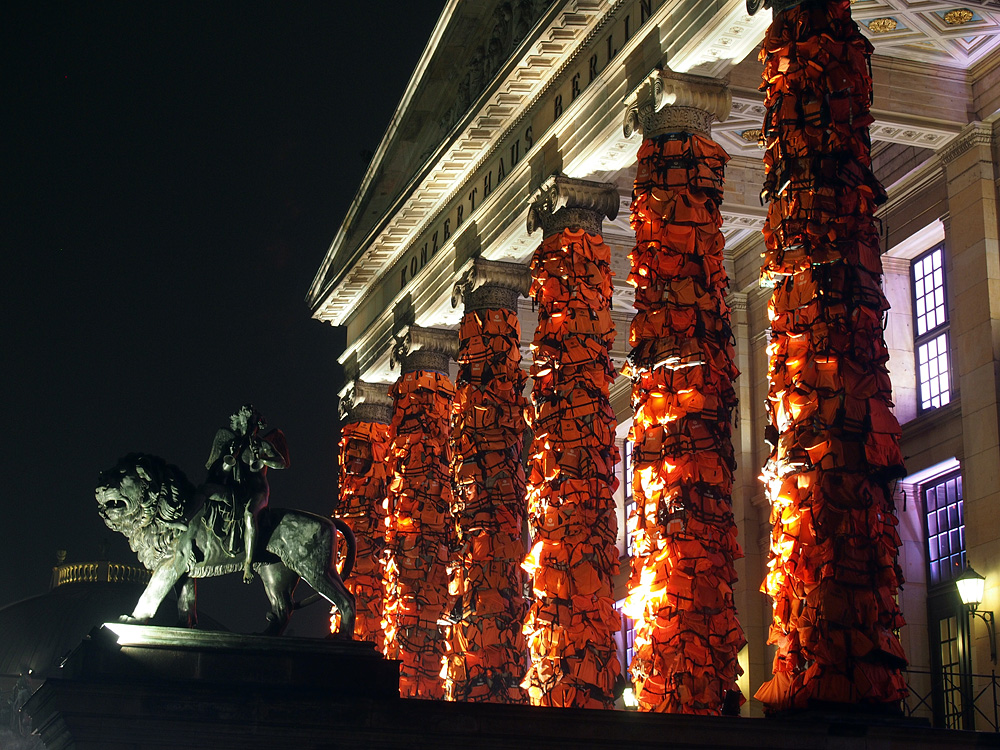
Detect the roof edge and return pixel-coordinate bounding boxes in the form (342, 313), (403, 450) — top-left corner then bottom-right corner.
(307, 0), (460, 306)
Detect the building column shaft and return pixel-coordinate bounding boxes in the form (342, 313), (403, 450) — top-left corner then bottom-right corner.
(334, 382), (393, 646)
(622, 78), (745, 714)
(384, 327), (458, 699)
(756, 1), (907, 711)
(522, 176), (622, 708)
(445, 261), (532, 703)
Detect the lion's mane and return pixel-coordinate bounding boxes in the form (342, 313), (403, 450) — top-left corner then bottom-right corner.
(96, 453), (196, 570)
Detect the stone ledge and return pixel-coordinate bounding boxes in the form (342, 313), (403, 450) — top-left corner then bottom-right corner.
(26, 625), (998, 750)
(54, 624), (396, 697)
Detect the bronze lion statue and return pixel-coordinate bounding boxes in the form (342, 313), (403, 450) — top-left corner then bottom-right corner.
(96, 453), (355, 637)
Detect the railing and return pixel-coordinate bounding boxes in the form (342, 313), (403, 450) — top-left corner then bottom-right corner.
(903, 668), (1000, 731)
(51, 561), (150, 588)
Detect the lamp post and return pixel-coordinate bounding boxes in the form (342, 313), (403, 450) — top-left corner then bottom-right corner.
(956, 565), (997, 665)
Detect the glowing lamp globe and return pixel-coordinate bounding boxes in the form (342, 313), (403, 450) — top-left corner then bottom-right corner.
(956, 566), (987, 611)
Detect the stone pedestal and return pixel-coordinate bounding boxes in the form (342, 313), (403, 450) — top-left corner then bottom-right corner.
(27, 624), (397, 749)
(25, 626), (993, 750)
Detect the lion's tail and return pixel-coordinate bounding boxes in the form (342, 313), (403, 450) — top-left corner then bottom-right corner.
(331, 517), (356, 581)
(292, 517), (358, 611)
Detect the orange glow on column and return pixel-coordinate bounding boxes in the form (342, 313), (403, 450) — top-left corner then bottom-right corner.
(624, 131), (745, 714)
(384, 369), (456, 699)
(445, 306), (528, 702)
(522, 227), (621, 709)
(333, 419), (390, 646)
(755, 0), (907, 712)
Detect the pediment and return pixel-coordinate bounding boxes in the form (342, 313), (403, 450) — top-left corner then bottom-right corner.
(309, 0), (552, 306)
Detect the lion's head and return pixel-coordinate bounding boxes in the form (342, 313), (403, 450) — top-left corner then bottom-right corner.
(96, 454), (196, 569)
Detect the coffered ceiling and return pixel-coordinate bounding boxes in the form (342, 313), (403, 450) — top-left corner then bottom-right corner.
(852, 0), (1000, 67)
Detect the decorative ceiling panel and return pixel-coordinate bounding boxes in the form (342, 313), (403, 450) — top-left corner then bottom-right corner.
(852, 0), (1000, 67)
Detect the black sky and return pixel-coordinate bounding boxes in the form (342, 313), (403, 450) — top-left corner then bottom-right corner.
(3, 3), (445, 635)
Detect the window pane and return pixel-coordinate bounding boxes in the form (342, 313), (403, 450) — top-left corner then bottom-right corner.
(924, 471), (965, 586)
(913, 246), (947, 340)
(918, 332), (951, 410)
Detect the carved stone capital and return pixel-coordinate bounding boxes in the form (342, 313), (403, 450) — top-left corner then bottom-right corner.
(339, 380), (393, 424)
(940, 121), (994, 166)
(390, 325), (459, 374)
(526, 175), (619, 237)
(623, 69), (731, 140)
(452, 258), (531, 312)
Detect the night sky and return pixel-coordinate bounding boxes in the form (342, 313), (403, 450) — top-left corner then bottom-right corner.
(4, 3), (444, 635)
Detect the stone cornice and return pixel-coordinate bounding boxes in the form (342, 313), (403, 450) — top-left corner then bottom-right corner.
(309, 0), (614, 324)
(339, 380), (394, 425)
(623, 69), (731, 139)
(390, 325), (459, 374)
(940, 121), (995, 165)
(526, 174), (619, 236)
(452, 258), (531, 312)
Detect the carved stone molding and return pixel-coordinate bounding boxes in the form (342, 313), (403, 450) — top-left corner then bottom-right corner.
(526, 175), (619, 237)
(940, 121), (994, 166)
(437, 0), (551, 135)
(340, 380), (394, 424)
(623, 69), (731, 140)
(881, 256), (910, 276)
(390, 324), (459, 374)
(452, 257), (531, 312)
(311, 2), (613, 328)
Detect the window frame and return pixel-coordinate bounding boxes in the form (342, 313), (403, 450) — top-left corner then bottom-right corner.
(623, 440), (634, 502)
(622, 440), (636, 557)
(921, 469), (965, 589)
(910, 242), (952, 413)
(920, 467), (973, 728)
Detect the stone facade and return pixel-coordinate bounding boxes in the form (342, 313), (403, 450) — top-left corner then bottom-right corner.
(310, 0), (1000, 729)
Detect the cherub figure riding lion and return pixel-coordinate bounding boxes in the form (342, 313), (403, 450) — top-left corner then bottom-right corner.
(95, 405), (355, 636)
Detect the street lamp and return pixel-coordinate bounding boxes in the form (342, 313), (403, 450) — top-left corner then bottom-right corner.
(955, 565), (997, 665)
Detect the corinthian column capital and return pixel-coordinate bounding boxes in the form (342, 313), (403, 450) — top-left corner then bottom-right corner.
(339, 379), (393, 424)
(623, 69), (731, 140)
(452, 258), (531, 312)
(526, 174), (619, 237)
(390, 324), (459, 374)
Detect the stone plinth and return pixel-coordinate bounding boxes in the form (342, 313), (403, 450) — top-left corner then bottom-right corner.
(53, 624), (395, 695)
(26, 624), (999, 750)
